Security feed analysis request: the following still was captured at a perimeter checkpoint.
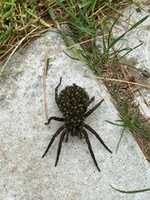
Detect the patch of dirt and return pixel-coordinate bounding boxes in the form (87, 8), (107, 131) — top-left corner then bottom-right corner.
(135, 134), (150, 162)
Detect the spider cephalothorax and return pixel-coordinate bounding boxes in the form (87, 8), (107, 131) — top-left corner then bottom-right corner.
(42, 77), (112, 172)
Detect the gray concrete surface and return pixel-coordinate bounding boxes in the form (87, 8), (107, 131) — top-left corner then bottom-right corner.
(0, 30), (150, 200)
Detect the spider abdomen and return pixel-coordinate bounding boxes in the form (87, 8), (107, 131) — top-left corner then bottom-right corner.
(57, 84), (90, 127)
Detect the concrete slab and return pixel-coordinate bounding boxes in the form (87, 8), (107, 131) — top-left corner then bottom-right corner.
(0, 30), (150, 200)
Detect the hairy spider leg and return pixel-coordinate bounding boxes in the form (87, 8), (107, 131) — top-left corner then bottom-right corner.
(82, 129), (101, 172)
(55, 130), (66, 166)
(87, 96), (95, 106)
(77, 128), (83, 139)
(65, 132), (69, 142)
(71, 128), (76, 136)
(84, 123), (112, 153)
(45, 116), (64, 125)
(84, 99), (104, 118)
(79, 131), (83, 139)
(55, 76), (62, 104)
(42, 125), (65, 158)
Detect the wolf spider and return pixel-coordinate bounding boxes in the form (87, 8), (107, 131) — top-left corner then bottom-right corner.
(42, 77), (112, 171)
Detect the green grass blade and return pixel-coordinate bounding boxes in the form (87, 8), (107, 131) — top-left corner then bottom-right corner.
(120, 41), (143, 58)
(105, 120), (123, 127)
(107, 16), (120, 48)
(109, 15), (149, 49)
(115, 128), (125, 153)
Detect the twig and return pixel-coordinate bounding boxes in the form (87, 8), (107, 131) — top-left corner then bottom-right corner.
(86, 75), (150, 89)
(43, 57), (49, 121)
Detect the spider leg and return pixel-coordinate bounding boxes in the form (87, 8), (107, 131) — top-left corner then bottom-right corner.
(87, 96), (95, 106)
(55, 130), (66, 166)
(84, 123), (112, 153)
(45, 116), (64, 125)
(82, 128), (100, 172)
(71, 128), (76, 136)
(79, 131), (83, 139)
(65, 131), (69, 142)
(84, 99), (104, 118)
(77, 128), (83, 139)
(42, 125), (65, 158)
(55, 77), (62, 104)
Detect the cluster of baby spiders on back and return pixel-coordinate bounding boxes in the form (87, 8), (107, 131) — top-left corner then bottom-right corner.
(42, 77), (112, 172)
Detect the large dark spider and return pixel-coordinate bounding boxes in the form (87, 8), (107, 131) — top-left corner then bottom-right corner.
(42, 77), (112, 171)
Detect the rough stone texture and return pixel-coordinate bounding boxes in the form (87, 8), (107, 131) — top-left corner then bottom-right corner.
(0, 31), (150, 200)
